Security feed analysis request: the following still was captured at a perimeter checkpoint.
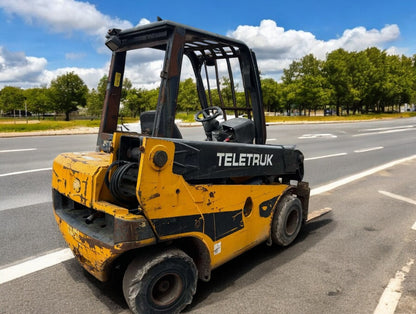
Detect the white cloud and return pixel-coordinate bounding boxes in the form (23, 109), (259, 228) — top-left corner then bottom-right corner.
(228, 20), (401, 77)
(385, 46), (408, 55)
(0, 0), (133, 38)
(46, 66), (107, 89)
(0, 8), (406, 90)
(0, 46), (108, 89)
(0, 46), (48, 88)
(319, 24), (400, 56)
(125, 61), (164, 90)
(136, 18), (151, 27)
(0, 0), (152, 89)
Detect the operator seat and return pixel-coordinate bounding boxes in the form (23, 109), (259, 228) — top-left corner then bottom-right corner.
(140, 110), (183, 139)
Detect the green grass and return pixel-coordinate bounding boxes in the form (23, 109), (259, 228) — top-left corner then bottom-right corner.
(0, 119), (101, 133)
(177, 111), (416, 124)
(265, 112), (416, 123)
(1, 112), (414, 132)
(176, 112), (196, 122)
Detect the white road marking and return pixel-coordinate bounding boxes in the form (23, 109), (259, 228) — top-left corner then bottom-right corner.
(378, 190), (416, 206)
(305, 152), (347, 161)
(299, 133), (337, 139)
(2, 155), (416, 285)
(311, 154), (416, 196)
(378, 190), (416, 232)
(0, 167), (52, 178)
(0, 248), (74, 285)
(354, 128), (415, 137)
(266, 138), (277, 141)
(360, 125), (415, 132)
(306, 146), (385, 160)
(0, 148), (37, 153)
(354, 146), (384, 153)
(374, 259), (414, 314)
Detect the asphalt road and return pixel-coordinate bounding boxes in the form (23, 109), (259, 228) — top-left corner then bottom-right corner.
(0, 117), (415, 313)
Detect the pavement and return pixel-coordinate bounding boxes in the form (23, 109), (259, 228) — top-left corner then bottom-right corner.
(397, 260), (416, 313)
(1, 117), (415, 313)
(0, 127), (99, 138)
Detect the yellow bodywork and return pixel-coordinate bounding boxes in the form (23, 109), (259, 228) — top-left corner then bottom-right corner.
(52, 134), (291, 281)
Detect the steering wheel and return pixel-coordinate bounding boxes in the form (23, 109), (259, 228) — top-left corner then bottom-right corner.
(194, 106), (223, 123)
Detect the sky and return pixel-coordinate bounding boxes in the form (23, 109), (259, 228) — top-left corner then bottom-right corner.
(0, 0), (416, 90)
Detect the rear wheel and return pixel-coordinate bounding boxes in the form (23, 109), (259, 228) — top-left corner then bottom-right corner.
(122, 249), (197, 314)
(272, 194), (303, 246)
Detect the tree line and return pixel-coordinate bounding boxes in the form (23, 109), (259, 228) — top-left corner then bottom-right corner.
(1, 47), (415, 120)
(275, 47), (416, 115)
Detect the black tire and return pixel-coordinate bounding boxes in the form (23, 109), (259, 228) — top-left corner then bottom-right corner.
(271, 194), (303, 246)
(122, 249), (198, 314)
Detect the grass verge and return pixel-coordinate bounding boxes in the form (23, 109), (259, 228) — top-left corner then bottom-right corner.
(1, 112), (415, 133)
(0, 119), (101, 133)
(265, 112), (416, 123)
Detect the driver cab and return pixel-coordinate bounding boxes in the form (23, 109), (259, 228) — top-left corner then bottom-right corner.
(98, 20), (266, 151)
(193, 107), (255, 143)
(139, 107), (255, 144)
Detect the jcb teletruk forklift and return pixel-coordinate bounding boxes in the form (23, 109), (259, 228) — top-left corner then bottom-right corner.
(52, 20), (309, 313)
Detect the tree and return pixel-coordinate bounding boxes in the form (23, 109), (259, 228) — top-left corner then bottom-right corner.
(122, 87), (158, 117)
(97, 75), (108, 98)
(408, 54), (416, 105)
(24, 87), (53, 118)
(123, 89), (140, 117)
(281, 54), (328, 115)
(121, 77), (133, 102)
(361, 48), (385, 113)
(261, 78), (281, 112)
(220, 77), (235, 107)
(177, 78), (199, 113)
(87, 89), (103, 118)
(280, 80), (301, 116)
(297, 54), (329, 115)
(324, 49), (352, 115)
(50, 72), (88, 120)
(0, 86), (25, 116)
(86, 75), (108, 118)
(381, 54), (413, 112)
(123, 88), (143, 117)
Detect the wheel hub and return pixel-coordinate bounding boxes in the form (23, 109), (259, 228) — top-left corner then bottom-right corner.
(151, 273), (183, 307)
(286, 209), (299, 236)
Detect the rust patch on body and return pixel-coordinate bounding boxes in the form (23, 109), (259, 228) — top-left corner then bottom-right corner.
(148, 193), (161, 200)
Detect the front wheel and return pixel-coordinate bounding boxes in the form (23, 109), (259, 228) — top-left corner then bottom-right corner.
(122, 249), (198, 314)
(271, 194), (303, 246)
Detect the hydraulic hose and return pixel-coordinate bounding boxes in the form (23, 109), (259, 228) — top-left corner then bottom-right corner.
(104, 160), (139, 205)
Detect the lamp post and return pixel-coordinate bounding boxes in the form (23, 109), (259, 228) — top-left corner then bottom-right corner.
(25, 97), (28, 124)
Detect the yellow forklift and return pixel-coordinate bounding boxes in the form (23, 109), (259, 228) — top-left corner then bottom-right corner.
(52, 20), (309, 313)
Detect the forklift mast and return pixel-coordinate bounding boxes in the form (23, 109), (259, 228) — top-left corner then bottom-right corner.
(96, 20), (267, 150)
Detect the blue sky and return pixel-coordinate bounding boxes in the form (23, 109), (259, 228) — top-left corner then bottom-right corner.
(1, 0), (415, 89)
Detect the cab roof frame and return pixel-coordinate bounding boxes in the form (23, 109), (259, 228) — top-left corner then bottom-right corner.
(97, 20), (266, 150)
